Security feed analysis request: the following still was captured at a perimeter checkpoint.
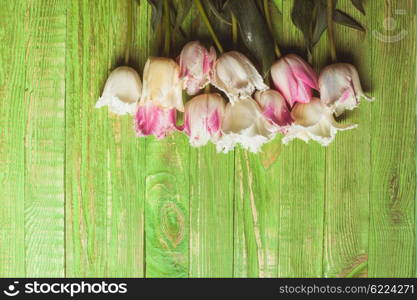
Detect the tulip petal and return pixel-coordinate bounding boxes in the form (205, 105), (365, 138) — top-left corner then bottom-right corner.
(282, 98), (356, 146)
(254, 89), (293, 133)
(216, 97), (275, 153)
(183, 93), (226, 147)
(135, 102), (177, 139)
(140, 57), (184, 111)
(179, 41), (216, 96)
(211, 51), (268, 104)
(271, 54), (318, 107)
(96, 66), (142, 115)
(319, 63), (374, 116)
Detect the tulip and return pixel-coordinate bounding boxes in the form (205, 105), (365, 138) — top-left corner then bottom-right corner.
(182, 93), (226, 147)
(210, 51), (268, 104)
(135, 57), (183, 139)
(271, 54), (318, 107)
(254, 89), (293, 133)
(179, 41), (216, 95)
(139, 57), (184, 111)
(216, 97), (275, 153)
(319, 63), (374, 116)
(95, 66), (142, 115)
(282, 98), (356, 146)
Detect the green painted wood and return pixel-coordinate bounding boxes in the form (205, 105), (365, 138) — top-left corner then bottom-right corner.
(24, 0), (66, 277)
(275, 2), (326, 278)
(368, 0), (416, 277)
(144, 2), (190, 276)
(189, 144), (234, 277)
(0, 0), (416, 278)
(0, 1), (26, 277)
(188, 6), (235, 278)
(323, 2), (371, 278)
(233, 143), (281, 277)
(65, 0), (111, 277)
(105, 0), (146, 277)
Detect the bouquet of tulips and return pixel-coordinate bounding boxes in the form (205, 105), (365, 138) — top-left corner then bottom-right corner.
(95, 0), (372, 153)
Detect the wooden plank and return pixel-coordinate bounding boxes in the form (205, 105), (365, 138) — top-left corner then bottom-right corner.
(104, 0), (147, 278)
(65, 0), (111, 277)
(231, 1), (283, 278)
(276, 1), (325, 277)
(0, 0), (26, 277)
(187, 6), (234, 278)
(233, 144), (281, 277)
(143, 2), (190, 277)
(322, 3), (371, 278)
(145, 133), (190, 277)
(189, 144), (234, 277)
(368, 0), (416, 277)
(24, 0), (66, 277)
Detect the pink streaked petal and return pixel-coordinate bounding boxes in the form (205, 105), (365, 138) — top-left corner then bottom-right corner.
(207, 110), (221, 135)
(292, 65), (319, 90)
(339, 88), (353, 103)
(135, 104), (177, 139)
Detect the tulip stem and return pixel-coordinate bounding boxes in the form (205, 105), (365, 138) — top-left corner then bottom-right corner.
(194, 0), (224, 54)
(231, 12), (238, 47)
(327, 0), (337, 62)
(163, 0), (171, 56)
(263, 0), (281, 58)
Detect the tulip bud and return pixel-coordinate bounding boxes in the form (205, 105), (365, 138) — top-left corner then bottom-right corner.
(139, 57), (184, 111)
(282, 98), (356, 146)
(182, 93), (226, 147)
(135, 101), (177, 139)
(95, 66), (142, 115)
(319, 63), (374, 116)
(179, 41), (216, 96)
(211, 51), (268, 104)
(216, 97), (275, 153)
(271, 54), (318, 107)
(135, 57), (183, 139)
(254, 89), (293, 133)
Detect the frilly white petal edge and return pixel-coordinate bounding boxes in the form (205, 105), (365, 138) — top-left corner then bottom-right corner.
(95, 96), (137, 115)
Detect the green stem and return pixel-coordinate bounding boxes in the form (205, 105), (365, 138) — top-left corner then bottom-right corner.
(263, 0), (281, 58)
(327, 0), (337, 62)
(124, 0), (132, 64)
(194, 0), (224, 53)
(163, 0), (171, 56)
(231, 12), (238, 47)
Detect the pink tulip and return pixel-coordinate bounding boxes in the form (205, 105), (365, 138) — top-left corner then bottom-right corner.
(179, 41), (216, 96)
(183, 93), (226, 147)
(135, 57), (183, 139)
(254, 89), (293, 133)
(319, 63), (374, 116)
(271, 54), (318, 107)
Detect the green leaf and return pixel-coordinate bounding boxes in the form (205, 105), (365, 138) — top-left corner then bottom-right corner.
(291, 0), (314, 47)
(172, 0), (193, 32)
(351, 0), (366, 15)
(311, 0), (328, 46)
(227, 0), (276, 76)
(147, 0), (163, 32)
(333, 9), (365, 32)
(205, 0), (232, 25)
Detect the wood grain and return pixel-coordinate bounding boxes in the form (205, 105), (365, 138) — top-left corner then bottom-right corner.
(368, 0), (416, 277)
(0, 1), (26, 277)
(322, 2), (371, 278)
(24, 0), (66, 277)
(65, 0), (111, 277)
(0, 0), (415, 278)
(105, 0), (146, 277)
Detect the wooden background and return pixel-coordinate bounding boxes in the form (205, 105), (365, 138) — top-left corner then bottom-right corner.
(0, 0), (415, 277)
